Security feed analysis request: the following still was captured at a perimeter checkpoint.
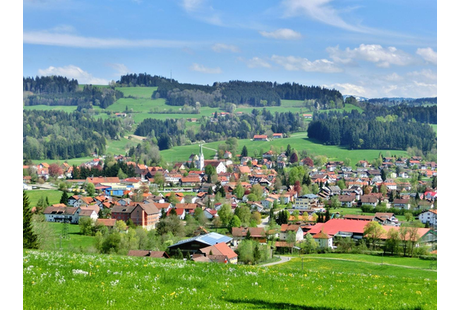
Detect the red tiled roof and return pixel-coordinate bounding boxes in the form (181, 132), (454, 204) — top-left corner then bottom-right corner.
(308, 219), (369, 236)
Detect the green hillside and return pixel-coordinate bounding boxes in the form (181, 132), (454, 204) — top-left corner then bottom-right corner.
(160, 134), (408, 167)
(23, 250), (436, 309)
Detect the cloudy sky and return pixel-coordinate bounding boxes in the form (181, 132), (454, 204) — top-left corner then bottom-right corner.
(22, 0), (438, 98)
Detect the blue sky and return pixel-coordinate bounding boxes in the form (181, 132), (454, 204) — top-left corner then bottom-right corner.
(22, 0), (438, 98)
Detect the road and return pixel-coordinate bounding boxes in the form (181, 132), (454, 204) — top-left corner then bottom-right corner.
(258, 256), (294, 267)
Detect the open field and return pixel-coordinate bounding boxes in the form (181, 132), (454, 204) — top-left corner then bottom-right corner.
(23, 250), (436, 309)
(44, 222), (96, 251)
(25, 190), (63, 208)
(160, 135), (408, 166)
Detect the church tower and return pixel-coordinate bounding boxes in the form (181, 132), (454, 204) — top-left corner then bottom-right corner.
(198, 144), (205, 171)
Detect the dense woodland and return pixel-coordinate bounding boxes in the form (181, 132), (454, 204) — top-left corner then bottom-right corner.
(308, 101), (437, 151)
(134, 109), (307, 150)
(23, 110), (124, 160)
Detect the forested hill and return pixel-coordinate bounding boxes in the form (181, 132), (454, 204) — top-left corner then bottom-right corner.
(116, 73), (344, 108)
(23, 76), (123, 109)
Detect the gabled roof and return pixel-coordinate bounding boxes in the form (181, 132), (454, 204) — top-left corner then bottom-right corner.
(200, 242), (238, 259)
(232, 227), (266, 238)
(280, 224), (301, 232)
(308, 219), (369, 236)
(169, 232), (232, 248)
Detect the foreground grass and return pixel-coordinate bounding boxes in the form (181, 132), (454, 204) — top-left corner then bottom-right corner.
(23, 250), (436, 309)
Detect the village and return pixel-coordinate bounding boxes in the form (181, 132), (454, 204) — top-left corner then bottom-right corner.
(23, 143), (438, 264)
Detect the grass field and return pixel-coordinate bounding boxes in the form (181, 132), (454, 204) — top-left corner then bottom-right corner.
(23, 250), (436, 309)
(160, 135), (408, 166)
(44, 222), (96, 251)
(25, 190), (63, 208)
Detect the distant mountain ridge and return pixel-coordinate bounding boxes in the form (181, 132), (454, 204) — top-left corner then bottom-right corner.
(343, 95), (436, 105)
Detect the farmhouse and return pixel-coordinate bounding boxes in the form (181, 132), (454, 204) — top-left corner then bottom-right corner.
(168, 232), (233, 255)
(253, 135), (268, 141)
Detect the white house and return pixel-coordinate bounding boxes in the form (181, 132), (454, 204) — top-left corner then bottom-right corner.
(280, 224), (304, 242)
(43, 206), (81, 224)
(418, 210), (437, 228)
(312, 231), (334, 249)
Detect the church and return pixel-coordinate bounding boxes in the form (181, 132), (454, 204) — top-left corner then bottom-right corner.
(187, 144), (205, 170)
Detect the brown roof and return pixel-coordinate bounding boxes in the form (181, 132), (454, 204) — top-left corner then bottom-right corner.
(96, 219), (117, 227)
(43, 206), (79, 215)
(232, 227), (266, 238)
(180, 176), (201, 183)
(280, 224), (301, 232)
(86, 177), (120, 184)
(361, 195), (378, 203)
(127, 250), (169, 258)
(138, 201), (160, 215)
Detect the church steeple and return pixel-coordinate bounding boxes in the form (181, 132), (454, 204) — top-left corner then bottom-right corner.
(198, 144), (205, 170)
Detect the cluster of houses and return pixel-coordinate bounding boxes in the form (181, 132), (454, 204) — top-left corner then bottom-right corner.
(25, 147), (437, 261)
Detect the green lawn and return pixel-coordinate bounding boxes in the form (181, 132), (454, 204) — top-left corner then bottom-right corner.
(46, 222), (95, 251)
(25, 190), (63, 208)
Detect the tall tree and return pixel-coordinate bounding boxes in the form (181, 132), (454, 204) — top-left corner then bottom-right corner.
(23, 191), (39, 249)
(241, 145), (248, 157)
(60, 191), (69, 205)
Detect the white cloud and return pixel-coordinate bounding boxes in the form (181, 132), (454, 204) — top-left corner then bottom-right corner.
(271, 55), (342, 73)
(326, 44), (415, 67)
(182, 0), (203, 12)
(212, 43), (240, 53)
(416, 47), (437, 65)
(180, 0), (223, 26)
(189, 63), (222, 74)
(23, 31), (190, 48)
(281, 0), (369, 33)
(239, 57), (272, 69)
(259, 28), (302, 40)
(326, 83), (367, 96)
(327, 69), (437, 98)
(407, 69), (437, 81)
(107, 63), (130, 77)
(37, 65), (109, 85)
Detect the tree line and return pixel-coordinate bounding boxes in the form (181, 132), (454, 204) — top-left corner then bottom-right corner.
(23, 76), (123, 109)
(115, 73), (343, 108)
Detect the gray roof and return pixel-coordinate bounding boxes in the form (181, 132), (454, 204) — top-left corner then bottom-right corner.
(169, 232), (232, 248)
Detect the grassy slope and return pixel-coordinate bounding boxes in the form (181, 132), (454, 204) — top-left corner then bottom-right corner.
(160, 135), (408, 166)
(25, 190), (63, 208)
(23, 250), (436, 309)
(23, 86), (410, 165)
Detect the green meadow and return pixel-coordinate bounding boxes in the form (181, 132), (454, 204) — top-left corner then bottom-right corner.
(160, 135), (408, 166)
(23, 250), (436, 309)
(24, 190), (63, 208)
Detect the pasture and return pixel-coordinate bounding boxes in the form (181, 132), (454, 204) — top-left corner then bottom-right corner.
(24, 190), (63, 208)
(23, 250), (437, 309)
(160, 135), (408, 166)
